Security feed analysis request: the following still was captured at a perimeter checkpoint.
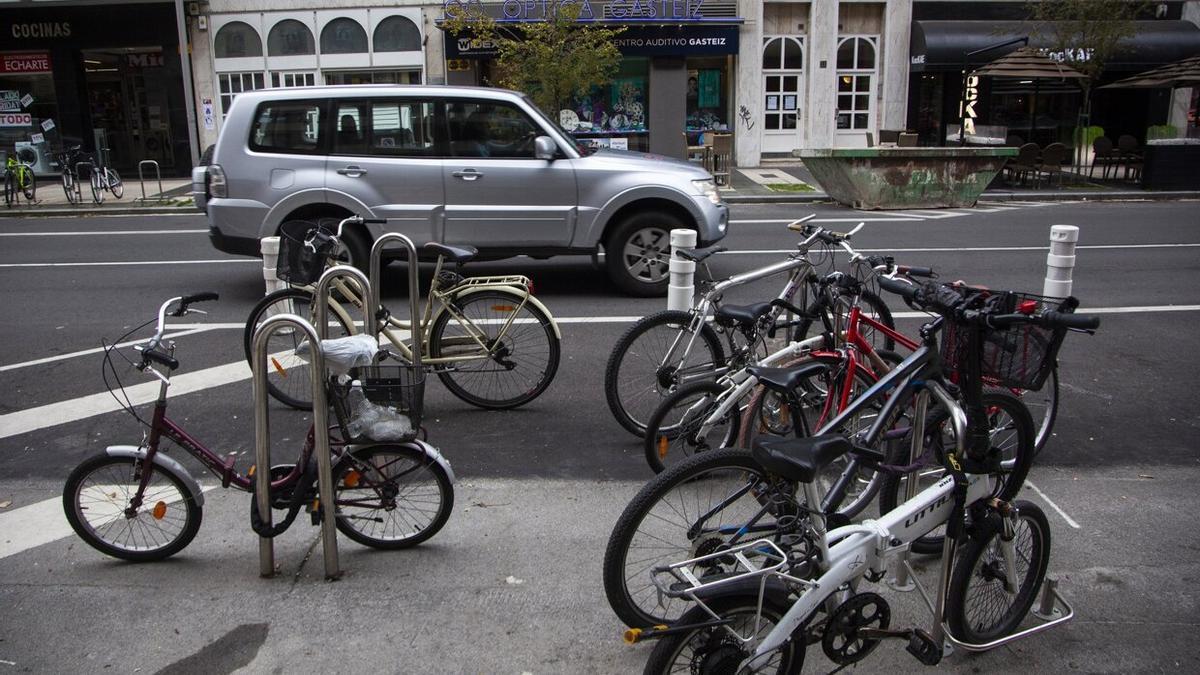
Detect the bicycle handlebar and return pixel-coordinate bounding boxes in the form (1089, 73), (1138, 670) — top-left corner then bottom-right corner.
(877, 278), (1101, 331)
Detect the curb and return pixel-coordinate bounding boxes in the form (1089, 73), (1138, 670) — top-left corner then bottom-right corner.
(0, 205), (197, 217)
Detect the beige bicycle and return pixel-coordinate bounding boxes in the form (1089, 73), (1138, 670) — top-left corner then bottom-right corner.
(243, 216), (561, 411)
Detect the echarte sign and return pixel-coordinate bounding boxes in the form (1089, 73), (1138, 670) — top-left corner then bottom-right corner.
(0, 52), (51, 75)
(443, 0), (714, 22)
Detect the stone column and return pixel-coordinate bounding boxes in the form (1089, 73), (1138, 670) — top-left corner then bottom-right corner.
(880, 0), (912, 133)
(734, 0), (764, 167)
(807, 0), (839, 149)
(423, 7), (448, 85)
(1170, 0), (1199, 133)
(650, 57), (687, 158)
(189, 14), (218, 150)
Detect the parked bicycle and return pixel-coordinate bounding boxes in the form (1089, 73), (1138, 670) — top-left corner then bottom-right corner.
(55, 145), (88, 205)
(631, 279), (1098, 672)
(87, 147), (123, 204)
(62, 293), (454, 561)
(244, 216), (561, 411)
(3, 150), (35, 207)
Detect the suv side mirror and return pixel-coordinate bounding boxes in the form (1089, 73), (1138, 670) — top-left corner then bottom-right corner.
(534, 136), (557, 160)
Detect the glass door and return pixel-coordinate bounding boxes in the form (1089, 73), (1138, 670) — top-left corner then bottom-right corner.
(762, 36), (804, 153)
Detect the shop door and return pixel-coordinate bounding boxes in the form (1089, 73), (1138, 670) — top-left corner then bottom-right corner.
(835, 37), (878, 149)
(83, 49), (176, 171)
(762, 37), (805, 153)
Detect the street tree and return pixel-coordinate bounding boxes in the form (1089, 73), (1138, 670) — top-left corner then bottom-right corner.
(442, 0), (625, 118)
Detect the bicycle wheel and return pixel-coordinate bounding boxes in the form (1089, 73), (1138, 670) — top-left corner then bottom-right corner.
(1020, 366), (1058, 455)
(794, 288), (896, 353)
(945, 500), (1051, 645)
(604, 448), (791, 628)
(62, 453), (203, 562)
(106, 169), (123, 199)
(740, 355), (891, 519)
(3, 172), (14, 207)
(333, 444), (454, 549)
(90, 169), (104, 204)
(643, 380), (742, 473)
(604, 310), (725, 437)
(643, 594), (805, 674)
(20, 170), (35, 201)
(243, 287), (355, 410)
(428, 289), (560, 410)
(61, 169), (77, 204)
(877, 392), (1035, 555)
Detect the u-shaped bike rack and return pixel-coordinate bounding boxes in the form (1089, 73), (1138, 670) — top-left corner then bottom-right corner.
(368, 232), (423, 366)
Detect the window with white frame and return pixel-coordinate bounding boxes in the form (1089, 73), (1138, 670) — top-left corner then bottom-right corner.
(271, 72), (316, 88)
(218, 72), (265, 119)
(835, 36), (877, 131)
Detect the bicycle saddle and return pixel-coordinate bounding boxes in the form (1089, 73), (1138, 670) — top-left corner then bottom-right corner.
(746, 362), (829, 394)
(751, 434), (852, 484)
(424, 242), (477, 263)
(714, 302), (772, 327)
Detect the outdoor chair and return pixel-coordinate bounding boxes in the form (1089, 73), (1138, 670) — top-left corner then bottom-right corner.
(682, 132), (707, 165)
(710, 133), (733, 186)
(1007, 142), (1040, 185)
(898, 132), (919, 147)
(1006, 134), (1025, 147)
(1117, 134), (1143, 180)
(1036, 143), (1068, 187)
(1090, 136), (1119, 179)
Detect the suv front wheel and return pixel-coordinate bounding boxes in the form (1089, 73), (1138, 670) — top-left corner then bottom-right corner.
(606, 211), (689, 297)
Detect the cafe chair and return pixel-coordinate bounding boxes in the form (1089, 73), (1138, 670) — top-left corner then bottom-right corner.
(1117, 135), (1143, 180)
(1036, 142), (1068, 187)
(1008, 142), (1040, 185)
(1090, 136), (1119, 179)
(709, 133), (733, 186)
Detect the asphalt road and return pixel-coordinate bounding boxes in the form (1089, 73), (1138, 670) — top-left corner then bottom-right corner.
(0, 200), (1198, 673)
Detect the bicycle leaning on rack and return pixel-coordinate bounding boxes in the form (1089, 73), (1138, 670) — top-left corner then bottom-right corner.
(55, 145), (88, 205)
(244, 216), (561, 411)
(86, 147), (123, 204)
(62, 293), (455, 561)
(3, 149), (36, 206)
(627, 279), (1099, 673)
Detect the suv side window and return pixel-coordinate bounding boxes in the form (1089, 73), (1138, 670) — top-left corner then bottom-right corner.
(249, 100), (324, 154)
(446, 100), (540, 159)
(333, 99), (437, 157)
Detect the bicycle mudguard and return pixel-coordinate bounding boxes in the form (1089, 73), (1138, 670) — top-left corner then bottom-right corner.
(340, 439), (456, 484)
(104, 445), (206, 507)
(434, 285), (562, 339)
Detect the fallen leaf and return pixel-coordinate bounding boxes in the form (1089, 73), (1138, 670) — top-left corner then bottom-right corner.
(0, 500), (11, 509)
(506, 576), (525, 585)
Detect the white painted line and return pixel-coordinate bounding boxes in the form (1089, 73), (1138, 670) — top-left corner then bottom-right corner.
(0, 328), (214, 373)
(0, 259), (255, 269)
(1024, 480), (1081, 529)
(718, 243), (1200, 255)
(0, 229), (207, 237)
(1085, 304), (1200, 314)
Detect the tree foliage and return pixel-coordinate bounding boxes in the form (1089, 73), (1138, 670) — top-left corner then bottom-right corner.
(442, 1), (625, 117)
(1025, 0), (1146, 88)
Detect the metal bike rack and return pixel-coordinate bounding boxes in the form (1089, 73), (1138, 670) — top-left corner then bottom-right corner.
(74, 161), (94, 204)
(314, 265), (375, 338)
(251, 314), (341, 580)
(138, 159), (163, 202)
(887, 389), (931, 593)
(368, 232), (423, 368)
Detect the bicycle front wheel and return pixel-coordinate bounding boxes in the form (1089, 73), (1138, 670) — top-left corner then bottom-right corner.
(604, 448), (786, 628)
(429, 290), (560, 409)
(3, 172), (14, 207)
(604, 310), (725, 437)
(20, 171), (35, 201)
(333, 444), (454, 549)
(643, 380), (741, 473)
(90, 169), (104, 204)
(62, 453), (203, 561)
(61, 170), (77, 204)
(945, 500), (1051, 645)
(243, 288), (355, 410)
(106, 169), (123, 199)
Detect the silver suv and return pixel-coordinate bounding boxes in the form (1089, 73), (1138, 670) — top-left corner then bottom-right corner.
(192, 85), (728, 295)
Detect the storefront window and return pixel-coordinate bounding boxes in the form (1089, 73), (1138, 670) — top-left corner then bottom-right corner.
(836, 37), (876, 131)
(373, 16), (421, 52)
(218, 72), (265, 119)
(557, 58), (649, 150)
(0, 52), (59, 167)
(320, 18), (368, 55)
(267, 20), (316, 57)
(271, 72), (316, 88)
(325, 71), (421, 85)
(686, 57), (730, 134)
(214, 22), (263, 58)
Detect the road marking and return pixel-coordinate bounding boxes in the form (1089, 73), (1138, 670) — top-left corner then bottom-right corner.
(719, 243), (1200, 255)
(0, 229), (207, 237)
(0, 259), (256, 269)
(1024, 480), (1081, 529)
(0, 328), (211, 373)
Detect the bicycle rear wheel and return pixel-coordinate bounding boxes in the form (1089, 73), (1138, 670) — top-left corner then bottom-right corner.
(642, 380), (741, 473)
(106, 169), (123, 199)
(429, 289), (560, 409)
(643, 594), (805, 674)
(90, 169), (104, 204)
(333, 444), (454, 549)
(61, 170), (77, 204)
(3, 172), (14, 207)
(20, 170), (35, 201)
(243, 287), (355, 410)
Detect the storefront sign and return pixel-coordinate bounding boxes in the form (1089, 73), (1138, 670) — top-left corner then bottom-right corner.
(959, 74), (979, 136)
(9, 22), (70, 39)
(446, 24), (737, 57)
(0, 90), (19, 112)
(0, 113), (32, 127)
(0, 52), (51, 74)
(444, 0), (713, 22)
(127, 52), (164, 68)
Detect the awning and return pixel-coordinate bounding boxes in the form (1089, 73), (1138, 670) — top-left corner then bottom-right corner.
(910, 20), (1200, 72)
(1099, 55), (1200, 89)
(973, 46), (1088, 81)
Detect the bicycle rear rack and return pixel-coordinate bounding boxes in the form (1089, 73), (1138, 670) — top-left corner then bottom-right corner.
(650, 538), (800, 600)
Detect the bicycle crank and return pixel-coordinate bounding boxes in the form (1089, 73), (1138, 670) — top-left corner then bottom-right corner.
(821, 592), (891, 665)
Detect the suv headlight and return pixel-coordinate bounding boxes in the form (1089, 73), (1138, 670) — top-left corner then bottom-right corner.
(691, 178), (721, 205)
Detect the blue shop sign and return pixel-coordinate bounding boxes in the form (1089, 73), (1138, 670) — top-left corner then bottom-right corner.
(443, 0), (739, 24)
(446, 24), (738, 58)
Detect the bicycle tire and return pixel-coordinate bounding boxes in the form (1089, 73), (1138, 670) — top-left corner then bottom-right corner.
(107, 169), (123, 199)
(61, 169), (77, 205)
(739, 354), (892, 519)
(62, 453), (203, 561)
(428, 289), (560, 409)
(604, 448), (782, 628)
(90, 169), (104, 204)
(604, 310), (725, 437)
(333, 444), (454, 549)
(945, 500), (1051, 645)
(3, 171), (14, 207)
(877, 391), (1035, 555)
(643, 380), (742, 473)
(643, 594), (805, 674)
(21, 169), (35, 201)
(1023, 366), (1058, 455)
(242, 287), (355, 410)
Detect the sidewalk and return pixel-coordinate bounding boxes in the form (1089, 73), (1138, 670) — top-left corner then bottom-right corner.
(0, 176), (194, 216)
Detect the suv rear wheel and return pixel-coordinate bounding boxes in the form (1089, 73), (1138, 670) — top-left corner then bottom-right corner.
(606, 211), (688, 297)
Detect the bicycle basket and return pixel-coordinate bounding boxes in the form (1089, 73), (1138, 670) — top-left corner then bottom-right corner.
(940, 288), (1078, 391)
(329, 364), (425, 443)
(277, 220), (338, 285)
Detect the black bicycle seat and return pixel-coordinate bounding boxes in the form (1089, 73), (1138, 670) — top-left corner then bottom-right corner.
(714, 302), (772, 327)
(424, 242), (477, 263)
(746, 362), (829, 394)
(752, 434), (852, 484)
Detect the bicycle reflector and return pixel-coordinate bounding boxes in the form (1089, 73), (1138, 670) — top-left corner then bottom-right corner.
(152, 502), (168, 520)
(1018, 299), (1039, 315)
(271, 356), (288, 377)
(491, 304), (517, 312)
(658, 435), (669, 461)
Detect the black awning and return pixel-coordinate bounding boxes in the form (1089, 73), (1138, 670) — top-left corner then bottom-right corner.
(910, 20), (1200, 72)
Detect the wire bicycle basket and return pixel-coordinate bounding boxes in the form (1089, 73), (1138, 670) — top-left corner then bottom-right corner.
(328, 364), (425, 443)
(941, 288), (1079, 391)
(277, 220), (339, 285)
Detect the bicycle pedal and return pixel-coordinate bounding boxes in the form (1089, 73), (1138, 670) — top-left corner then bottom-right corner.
(906, 628), (942, 666)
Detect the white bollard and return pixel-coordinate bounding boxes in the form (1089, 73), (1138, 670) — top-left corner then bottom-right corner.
(261, 236), (286, 296)
(668, 229), (698, 311)
(1043, 225), (1079, 299)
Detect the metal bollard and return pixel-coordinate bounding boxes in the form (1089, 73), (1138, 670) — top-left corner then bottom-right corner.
(137, 159), (163, 202)
(1043, 225), (1079, 298)
(667, 229), (697, 312)
(260, 237), (284, 296)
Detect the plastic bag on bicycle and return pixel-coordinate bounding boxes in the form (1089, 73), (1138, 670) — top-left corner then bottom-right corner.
(297, 334), (379, 375)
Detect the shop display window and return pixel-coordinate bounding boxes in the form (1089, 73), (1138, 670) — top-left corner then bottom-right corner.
(687, 56), (730, 135)
(558, 58), (649, 135)
(0, 52), (59, 160)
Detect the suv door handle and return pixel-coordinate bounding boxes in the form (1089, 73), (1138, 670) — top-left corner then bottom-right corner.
(452, 169), (482, 181)
(337, 166), (368, 177)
